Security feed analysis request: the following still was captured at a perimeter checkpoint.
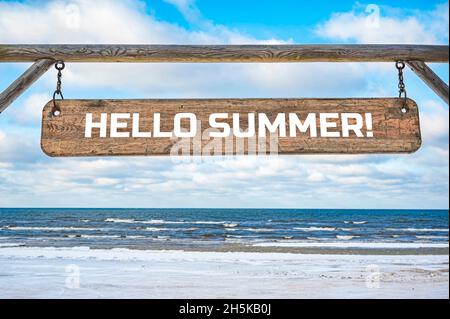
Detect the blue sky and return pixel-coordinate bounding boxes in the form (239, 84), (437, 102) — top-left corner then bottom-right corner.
(0, 0), (448, 209)
(148, 0), (447, 40)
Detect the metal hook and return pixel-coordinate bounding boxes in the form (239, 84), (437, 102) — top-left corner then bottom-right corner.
(52, 91), (64, 116)
(55, 61), (65, 71)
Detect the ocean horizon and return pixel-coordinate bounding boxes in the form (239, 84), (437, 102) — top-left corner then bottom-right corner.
(1, 208), (448, 252)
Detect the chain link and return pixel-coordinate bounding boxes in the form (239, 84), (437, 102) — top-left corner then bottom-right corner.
(396, 61), (409, 113)
(396, 61), (407, 98)
(52, 61), (65, 115)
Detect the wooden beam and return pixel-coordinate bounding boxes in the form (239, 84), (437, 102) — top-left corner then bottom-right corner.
(0, 58), (55, 113)
(407, 61), (449, 105)
(0, 44), (448, 63)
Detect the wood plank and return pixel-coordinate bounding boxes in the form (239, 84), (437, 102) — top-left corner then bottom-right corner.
(0, 59), (54, 113)
(41, 98), (421, 157)
(407, 61), (449, 105)
(1, 44), (448, 63)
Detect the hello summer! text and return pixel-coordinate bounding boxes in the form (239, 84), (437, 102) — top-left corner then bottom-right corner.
(84, 112), (374, 139)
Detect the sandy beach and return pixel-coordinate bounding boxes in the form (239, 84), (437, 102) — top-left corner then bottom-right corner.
(0, 246), (448, 299)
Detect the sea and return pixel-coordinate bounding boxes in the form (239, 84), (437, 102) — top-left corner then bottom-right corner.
(0, 208), (448, 250)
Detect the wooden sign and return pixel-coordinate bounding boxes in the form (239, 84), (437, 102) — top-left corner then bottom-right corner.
(41, 98), (421, 157)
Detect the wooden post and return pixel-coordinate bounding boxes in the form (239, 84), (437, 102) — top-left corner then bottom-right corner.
(0, 44), (448, 63)
(407, 61), (449, 105)
(0, 58), (54, 113)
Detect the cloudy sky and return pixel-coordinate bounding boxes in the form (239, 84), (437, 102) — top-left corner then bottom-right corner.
(0, 0), (448, 209)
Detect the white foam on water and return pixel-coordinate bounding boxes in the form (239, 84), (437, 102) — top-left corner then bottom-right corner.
(0, 243), (24, 247)
(4, 226), (103, 231)
(144, 227), (171, 232)
(105, 218), (136, 223)
(223, 223), (239, 228)
(225, 235), (259, 239)
(143, 227), (200, 232)
(105, 218), (184, 225)
(142, 219), (170, 224)
(241, 228), (276, 232)
(336, 235), (359, 240)
(306, 237), (328, 241)
(416, 236), (449, 240)
(386, 228), (449, 233)
(151, 220), (227, 225)
(295, 227), (336, 232)
(253, 242), (449, 249)
(105, 219), (230, 225)
(80, 235), (121, 239)
(61, 235), (122, 239)
(192, 221), (227, 225)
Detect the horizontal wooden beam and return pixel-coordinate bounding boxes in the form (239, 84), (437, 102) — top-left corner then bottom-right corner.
(0, 44), (448, 63)
(407, 61), (449, 105)
(0, 58), (54, 114)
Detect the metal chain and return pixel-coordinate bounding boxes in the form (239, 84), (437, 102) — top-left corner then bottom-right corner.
(396, 61), (407, 98)
(52, 61), (65, 115)
(396, 61), (408, 113)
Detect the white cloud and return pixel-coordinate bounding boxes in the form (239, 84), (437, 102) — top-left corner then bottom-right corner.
(0, 0), (183, 44)
(420, 100), (449, 146)
(0, 128), (39, 163)
(163, 0), (202, 25)
(0, 152), (447, 208)
(0, 162), (13, 169)
(10, 93), (51, 124)
(307, 172), (326, 183)
(94, 177), (120, 186)
(0, 0), (284, 44)
(316, 3), (449, 44)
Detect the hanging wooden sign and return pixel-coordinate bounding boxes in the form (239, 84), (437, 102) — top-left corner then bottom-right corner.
(41, 98), (421, 157)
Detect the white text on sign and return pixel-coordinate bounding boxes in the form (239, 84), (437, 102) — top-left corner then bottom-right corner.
(84, 112), (374, 138)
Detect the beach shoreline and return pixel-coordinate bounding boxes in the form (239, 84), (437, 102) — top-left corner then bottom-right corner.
(0, 246), (448, 299)
(1, 242), (448, 255)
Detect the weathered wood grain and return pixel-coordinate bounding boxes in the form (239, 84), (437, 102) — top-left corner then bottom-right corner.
(41, 98), (421, 157)
(0, 58), (54, 113)
(407, 61), (449, 105)
(1, 45), (448, 63)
